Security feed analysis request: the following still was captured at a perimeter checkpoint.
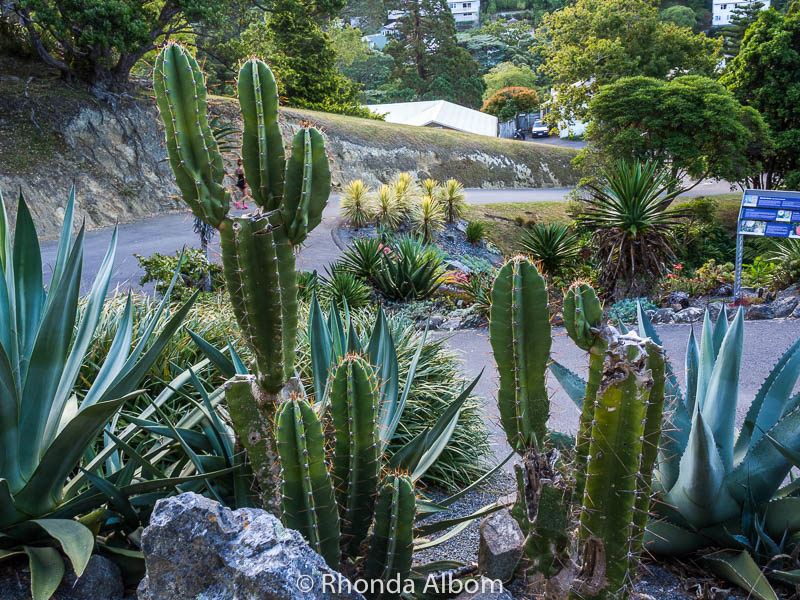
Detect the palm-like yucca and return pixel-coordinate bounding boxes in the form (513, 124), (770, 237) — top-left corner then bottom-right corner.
(520, 222), (579, 275)
(580, 160), (688, 295)
(421, 178), (440, 199)
(340, 179), (372, 229)
(391, 172), (418, 214)
(440, 178), (466, 223)
(371, 184), (403, 230)
(411, 194), (446, 243)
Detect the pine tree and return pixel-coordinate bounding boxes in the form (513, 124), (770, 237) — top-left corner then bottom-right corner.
(722, 1), (765, 57)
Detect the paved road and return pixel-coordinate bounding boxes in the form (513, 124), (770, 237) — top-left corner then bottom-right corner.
(41, 181), (738, 292)
(436, 320), (800, 461)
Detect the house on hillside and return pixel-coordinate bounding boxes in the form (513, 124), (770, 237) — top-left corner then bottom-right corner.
(712, 0), (770, 26)
(366, 100), (498, 137)
(449, 1), (481, 27)
(362, 33), (389, 51)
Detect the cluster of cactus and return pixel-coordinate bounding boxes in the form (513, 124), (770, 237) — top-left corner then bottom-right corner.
(153, 44), (330, 507)
(489, 257), (666, 599)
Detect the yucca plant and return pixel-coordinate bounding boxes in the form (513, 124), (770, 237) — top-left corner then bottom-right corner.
(371, 184), (403, 230)
(440, 179), (466, 223)
(411, 195), (446, 244)
(391, 172), (418, 214)
(373, 236), (446, 301)
(339, 237), (386, 282)
(465, 221), (486, 245)
(420, 178), (440, 198)
(0, 191), (221, 600)
(318, 264), (372, 309)
(520, 222), (579, 276)
(340, 179), (373, 229)
(579, 160), (688, 297)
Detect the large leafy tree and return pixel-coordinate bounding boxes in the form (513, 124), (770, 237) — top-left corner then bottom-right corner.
(7, 0), (225, 92)
(540, 0), (721, 123)
(721, 5), (800, 189)
(582, 75), (767, 188)
(481, 86), (539, 121)
(385, 0), (486, 108)
(483, 62), (539, 100)
(721, 1), (766, 57)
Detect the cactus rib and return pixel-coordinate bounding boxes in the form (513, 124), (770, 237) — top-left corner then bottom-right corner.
(365, 474), (415, 587)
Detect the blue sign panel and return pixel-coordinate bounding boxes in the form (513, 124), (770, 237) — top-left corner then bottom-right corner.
(739, 190), (800, 238)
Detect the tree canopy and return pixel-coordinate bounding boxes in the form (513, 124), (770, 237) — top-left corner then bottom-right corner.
(583, 75), (766, 187)
(483, 62), (539, 100)
(482, 86), (540, 121)
(721, 5), (800, 188)
(540, 0), (721, 123)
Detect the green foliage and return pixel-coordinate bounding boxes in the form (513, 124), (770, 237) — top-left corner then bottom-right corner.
(721, 7), (800, 189)
(766, 238), (800, 286)
(465, 221), (487, 245)
(136, 249), (224, 300)
(370, 184), (404, 230)
(297, 270), (319, 303)
(319, 265), (372, 309)
(339, 237), (386, 281)
(455, 270), (494, 316)
(519, 222), (578, 275)
(411, 196), (446, 244)
(482, 62), (540, 100)
(373, 236), (446, 301)
(609, 297), (658, 324)
(721, 1), (767, 57)
(341, 179), (373, 229)
(584, 75), (765, 186)
(578, 160), (689, 297)
(660, 4), (698, 27)
(541, 0), (721, 123)
(481, 86), (540, 121)
(673, 199), (737, 269)
(743, 256), (778, 288)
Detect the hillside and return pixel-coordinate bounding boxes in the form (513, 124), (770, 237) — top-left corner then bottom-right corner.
(0, 57), (578, 239)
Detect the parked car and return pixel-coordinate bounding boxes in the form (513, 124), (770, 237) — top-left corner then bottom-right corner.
(531, 120), (550, 138)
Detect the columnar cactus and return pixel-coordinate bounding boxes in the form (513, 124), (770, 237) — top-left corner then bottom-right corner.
(489, 256), (551, 450)
(365, 474), (416, 587)
(153, 43), (330, 506)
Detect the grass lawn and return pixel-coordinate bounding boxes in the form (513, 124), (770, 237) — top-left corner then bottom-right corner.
(465, 193), (743, 256)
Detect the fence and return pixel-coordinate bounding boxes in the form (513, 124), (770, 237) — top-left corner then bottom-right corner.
(498, 112), (542, 138)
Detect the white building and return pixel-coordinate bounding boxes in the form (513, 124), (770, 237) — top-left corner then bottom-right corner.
(366, 100), (498, 137)
(712, 0), (770, 26)
(448, 1), (480, 27)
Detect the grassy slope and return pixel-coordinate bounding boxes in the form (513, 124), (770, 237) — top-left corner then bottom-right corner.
(466, 193), (742, 256)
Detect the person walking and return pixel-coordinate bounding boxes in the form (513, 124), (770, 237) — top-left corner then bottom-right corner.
(234, 158), (249, 209)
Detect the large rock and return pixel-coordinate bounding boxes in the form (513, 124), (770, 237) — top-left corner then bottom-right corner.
(665, 291), (690, 309)
(0, 555), (124, 600)
(137, 493), (363, 600)
(746, 304), (775, 320)
(772, 296), (799, 318)
(673, 307), (703, 324)
(777, 283), (800, 299)
(478, 509), (524, 583)
(650, 308), (676, 324)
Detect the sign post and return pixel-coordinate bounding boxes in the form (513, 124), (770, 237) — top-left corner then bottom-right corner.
(735, 189), (800, 299)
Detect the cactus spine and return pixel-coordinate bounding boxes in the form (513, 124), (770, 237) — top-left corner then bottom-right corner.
(276, 397), (341, 569)
(330, 355), (380, 555)
(365, 474), (416, 587)
(154, 44), (331, 507)
(489, 257), (551, 450)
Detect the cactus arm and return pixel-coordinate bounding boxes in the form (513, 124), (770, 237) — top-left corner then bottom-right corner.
(275, 234), (298, 378)
(238, 58), (285, 211)
(365, 474), (415, 585)
(283, 128), (330, 245)
(225, 375), (280, 511)
(489, 258), (551, 451)
(152, 43), (227, 227)
(330, 356), (380, 555)
(276, 398), (341, 569)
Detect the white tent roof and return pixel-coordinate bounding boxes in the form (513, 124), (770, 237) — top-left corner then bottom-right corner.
(366, 100), (498, 137)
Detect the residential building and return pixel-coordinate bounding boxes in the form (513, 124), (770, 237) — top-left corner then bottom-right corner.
(366, 100), (498, 137)
(362, 33), (389, 51)
(448, 1), (480, 27)
(712, 0), (770, 26)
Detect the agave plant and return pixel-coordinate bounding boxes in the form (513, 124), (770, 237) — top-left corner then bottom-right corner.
(520, 222), (579, 275)
(339, 237), (386, 282)
(373, 236), (446, 301)
(0, 191), (220, 599)
(440, 179), (466, 223)
(371, 184), (403, 230)
(411, 195), (446, 243)
(580, 160), (688, 296)
(318, 263), (372, 309)
(340, 179), (373, 229)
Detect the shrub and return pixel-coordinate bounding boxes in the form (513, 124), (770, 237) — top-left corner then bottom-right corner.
(609, 297), (658, 323)
(465, 221), (487, 245)
(339, 237), (386, 281)
(136, 248), (224, 299)
(440, 179), (467, 223)
(481, 86), (540, 121)
(340, 179), (372, 229)
(318, 264), (372, 309)
(692, 259), (735, 295)
(520, 223), (579, 276)
(371, 184), (403, 229)
(391, 172), (419, 214)
(420, 178), (440, 198)
(743, 256), (778, 288)
(411, 195), (446, 244)
(374, 236), (446, 301)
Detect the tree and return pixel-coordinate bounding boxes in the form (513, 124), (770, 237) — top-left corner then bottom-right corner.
(481, 86), (540, 121)
(386, 0), (486, 108)
(483, 62), (539, 100)
(458, 17), (538, 70)
(7, 0), (225, 92)
(721, 6), (800, 189)
(540, 0), (721, 123)
(583, 75), (766, 188)
(660, 5), (697, 28)
(721, 1), (766, 57)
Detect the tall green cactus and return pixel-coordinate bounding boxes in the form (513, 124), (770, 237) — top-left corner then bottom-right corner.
(563, 282), (606, 502)
(330, 355), (380, 555)
(154, 44), (331, 506)
(276, 397), (341, 569)
(489, 257), (551, 450)
(365, 474), (416, 587)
